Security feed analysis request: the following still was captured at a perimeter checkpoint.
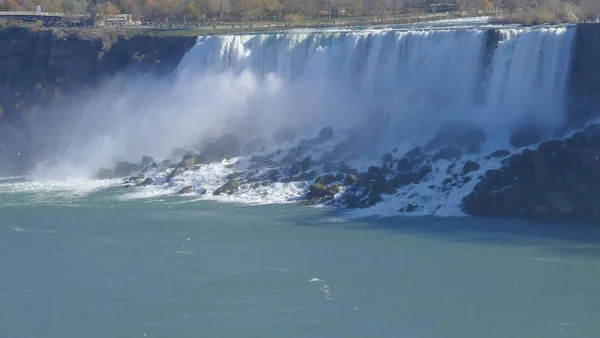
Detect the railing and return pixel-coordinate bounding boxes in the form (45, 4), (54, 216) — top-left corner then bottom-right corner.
(0, 11), (65, 18)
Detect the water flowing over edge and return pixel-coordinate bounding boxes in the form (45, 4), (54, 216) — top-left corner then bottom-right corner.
(0, 25), (578, 217)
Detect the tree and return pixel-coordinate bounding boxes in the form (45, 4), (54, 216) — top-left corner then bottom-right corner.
(4, 0), (21, 10)
(479, 0), (493, 11)
(106, 1), (121, 14)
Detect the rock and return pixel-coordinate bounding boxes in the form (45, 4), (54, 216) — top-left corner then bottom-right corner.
(138, 177), (154, 186)
(323, 161), (337, 173)
(317, 174), (338, 186)
(180, 154), (196, 167)
(462, 160), (480, 175)
(425, 122), (485, 152)
(431, 147), (462, 162)
(213, 179), (240, 196)
(416, 165), (432, 180)
(306, 183), (331, 199)
(397, 157), (414, 172)
(446, 164), (456, 174)
(489, 149), (510, 158)
(199, 134), (240, 163)
(113, 161), (139, 177)
(177, 186), (193, 194)
(250, 155), (266, 164)
(368, 166), (381, 174)
(382, 153), (393, 164)
(441, 178), (453, 186)
(96, 168), (115, 180)
(140, 155), (154, 167)
(227, 172), (243, 180)
(405, 147), (422, 159)
(399, 204), (418, 212)
(338, 163), (358, 176)
(287, 164), (301, 176)
(329, 184), (341, 194)
(344, 174), (356, 185)
(167, 167), (182, 182)
(544, 191), (574, 214)
(317, 126), (334, 143)
(300, 157), (312, 172)
(372, 176), (396, 195)
(537, 140), (563, 153)
(265, 169), (280, 182)
(510, 124), (542, 147)
(389, 172), (415, 188)
(136, 173), (145, 180)
(297, 170), (319, 181)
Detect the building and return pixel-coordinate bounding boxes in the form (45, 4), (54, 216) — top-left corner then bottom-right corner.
(97, 14), (141, 28)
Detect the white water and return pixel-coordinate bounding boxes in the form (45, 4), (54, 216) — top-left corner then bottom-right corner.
(1, 25), (577, 214)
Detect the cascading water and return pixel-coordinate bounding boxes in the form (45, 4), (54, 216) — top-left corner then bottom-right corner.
(14, 25), (577, 214)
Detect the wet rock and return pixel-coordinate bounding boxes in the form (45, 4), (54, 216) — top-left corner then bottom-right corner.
(389, 172), (415, 188)
(431, 147), (462, 162)
(372, 176), (396, 195)
(227, 172), (243, 180)
(338, 163), (358, 176)
(140, 156), (155, 167)
(399, 204), (418, 212)
(199, 134), (240, 163)
(489, 149), (511, 158)
(317, 174), (338, 186)
(113, 161), (139, 177)
(96, 168), (115, 180)
(287, 164), (301, 176)
(442, 177), (453, 186)
(265, 169), (280, 182)
(416, 165), (432, 180)
(405, 147), (423, 159)
(344, 174), (357, 186)
(368, 166), (381, 174)
(510, 124), (542, 147)
(177, 186), (193, 194)
(322, 161), (338, 173)
(297, 170), (319, 181)
(306, 183), (332, 199)
(317, 126), (334, 143)
(382, 153), (393, 164)
(300, 157), (312, 172)
(397, 157), (414, 172)
(213, 179), (240, 196)
(446, 163), (456, 174)
(138, 177), (154, 186)
(167, 167), (182, 182)
(462, 161), (480, 175)
(425, 122), (486, 152)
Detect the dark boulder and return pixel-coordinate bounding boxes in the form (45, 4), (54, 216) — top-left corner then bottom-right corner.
(368, 166), (381, 174)
(141, 155), (155, 167)
(177, 186), (193, 194)
(382, 153), (393, 164)
(404, 147), (423, 159)
(96, 168), (115, 180)
(462, 161), (480, 175)
(167, 167), (182, 182)
(199, 134), (240, 163)
(317, 126), (334, 143)
(180, 154), (196, 167)
(399, 204), (418, 212)
(227, 172), (243, 180)
(397, 157), (414, 172)
(322, 161), (338, 173)
(300, 157), (312, 172)
(425, 122), (485, 152)
(113, 161), (139, 177)
(138, 177), (154, 186)
(344, 174), (357, 186)
(432, 147), (462, 162)
(489, 149), (511, 158)
(510, 124), (542, 147)
(306, 183), (333, 199)
(287, 164), (301, 176)
(213, 179), (240, 196)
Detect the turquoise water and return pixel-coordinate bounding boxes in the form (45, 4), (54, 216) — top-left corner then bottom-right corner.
(1, 185), (600, 338)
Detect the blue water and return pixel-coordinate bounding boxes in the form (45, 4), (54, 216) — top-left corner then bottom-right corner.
(1, 188), (599, 338)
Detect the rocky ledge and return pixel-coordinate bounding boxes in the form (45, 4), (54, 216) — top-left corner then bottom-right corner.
(97, 123), (600, 221)
(464, 123), (600, 220)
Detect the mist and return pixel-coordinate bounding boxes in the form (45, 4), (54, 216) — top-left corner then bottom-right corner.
(3, 26), (576, 180)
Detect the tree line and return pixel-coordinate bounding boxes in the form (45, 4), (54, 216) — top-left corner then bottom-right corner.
(1, 0), (599, 24)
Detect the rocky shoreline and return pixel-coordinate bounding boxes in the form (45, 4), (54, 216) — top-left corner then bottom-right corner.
(95, 122), (600, 220)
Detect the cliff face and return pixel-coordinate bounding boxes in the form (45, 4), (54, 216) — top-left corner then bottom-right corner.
(0, 27), (197, 125)
(568, 23), (600, 128)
